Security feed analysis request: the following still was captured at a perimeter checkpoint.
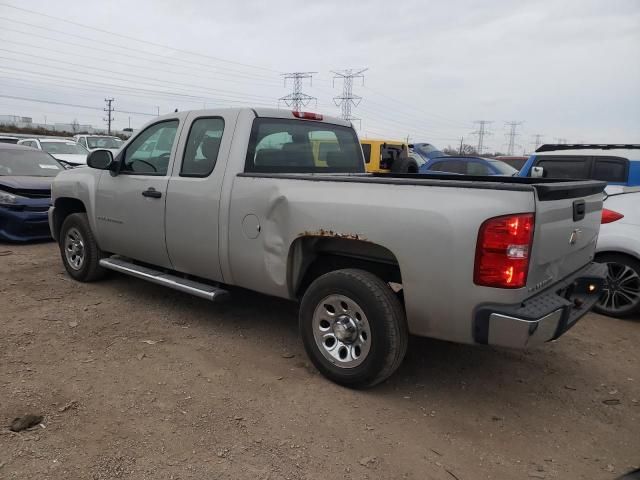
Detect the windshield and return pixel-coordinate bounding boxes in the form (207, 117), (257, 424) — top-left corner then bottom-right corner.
(0, 149), (64, 176)
(487, 159), (519, 175)
(86, 137), (123, 149)
(40, 141), (88, 155)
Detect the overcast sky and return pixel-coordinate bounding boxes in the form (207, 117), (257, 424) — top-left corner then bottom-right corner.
(0, 0), (638, 152)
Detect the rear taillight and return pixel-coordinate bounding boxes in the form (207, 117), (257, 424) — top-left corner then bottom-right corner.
(292, 111), (323, 120)
(601, 208), (624, 224)
(474, 213), (535, 289)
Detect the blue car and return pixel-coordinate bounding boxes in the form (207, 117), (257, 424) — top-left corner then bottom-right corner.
(0, 144), (65, 242)
(419, 156), (519, 176)
(410, 143), (445, 161)
(519, 144), (640, 186)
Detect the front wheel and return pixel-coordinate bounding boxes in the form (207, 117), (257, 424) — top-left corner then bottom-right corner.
(59, 213), (106, 282)
(299, 269), (408, 388)
(594, 253), (640, 318)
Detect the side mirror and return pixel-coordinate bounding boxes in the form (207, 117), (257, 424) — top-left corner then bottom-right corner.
(87, 149), (114, 170)
(531, 166), (545, 178)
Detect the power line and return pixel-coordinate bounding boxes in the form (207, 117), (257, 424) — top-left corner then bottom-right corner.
(0, 94), (155, 116)
(0, 39), (282, 88)
(104, 98), (114, 135)
(0, 22), (279, 84)
(471, 121), (493, 154)
(0, 2), (281, 74)
(279, 72), (316, 112)
(0, 55), (276, 104)
(504, 121), (523, 155)
(332, 68), (367, 124)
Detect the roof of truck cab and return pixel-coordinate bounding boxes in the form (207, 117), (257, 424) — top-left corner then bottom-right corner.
(360, 139), (406, 145)
(154, 108), (352, 127)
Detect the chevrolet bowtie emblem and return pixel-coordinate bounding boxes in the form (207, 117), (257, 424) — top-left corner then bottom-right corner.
(569, 228), (582, 245)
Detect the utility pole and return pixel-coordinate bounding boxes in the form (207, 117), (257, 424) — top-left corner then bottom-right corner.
(504, 121), (523, 155)
(103, 98), (114, 135)
(279, 72), (317, 112)
(531, 133), (544, 151)
(332, 68), (367, 125)
(459, 136), (464, 154)
(471, 121), (492, 154)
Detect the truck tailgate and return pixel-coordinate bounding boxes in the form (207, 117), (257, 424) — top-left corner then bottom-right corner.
(527, 181), (605, 291)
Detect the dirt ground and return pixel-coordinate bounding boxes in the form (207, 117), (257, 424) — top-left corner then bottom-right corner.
(0, 242), (638, 480)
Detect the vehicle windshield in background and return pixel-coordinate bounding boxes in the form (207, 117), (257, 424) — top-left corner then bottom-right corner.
(0, 149), (64, 176)
(87, 137), (123, 149)
(40, 142), (88, 155)
(487, 159), (519, 175)
(245, 118), (364, 173)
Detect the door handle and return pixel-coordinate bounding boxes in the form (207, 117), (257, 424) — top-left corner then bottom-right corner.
(142, 187), (162, 199)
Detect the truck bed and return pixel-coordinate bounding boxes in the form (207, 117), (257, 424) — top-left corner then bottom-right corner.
(238, 172), (606, 200)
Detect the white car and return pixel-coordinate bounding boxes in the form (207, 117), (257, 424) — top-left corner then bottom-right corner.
(597, 186), (640, 317)
(73, 135), (123, 156)
(17, 138), (89, 167)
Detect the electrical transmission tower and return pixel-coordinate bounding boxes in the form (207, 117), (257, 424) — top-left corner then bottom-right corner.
(504, 121), (523, 155)
(332, 68), (367, 124)
(554, 137), (568, 144)
(278, 72), (316, 112)
(104, 98), (114, 135)
(531, 133), (544, 151)
(471, 121), (492, 154)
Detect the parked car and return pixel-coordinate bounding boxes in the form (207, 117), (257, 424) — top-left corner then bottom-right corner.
(420, 156), (519, 176)
(519, 144), (640, 317)
(49, 108), (606, 387)
(0, 135), (20, 144)
(519, 144), (640, 186)
(17, 138), (89, 167)
(74, 135), (124, 155)
(597, 186), (640, 317)
(410, 142), (445, 160)
(360, 139), (418, 172)
(495, 155), (528, 171)
(0, 144), (65, 241)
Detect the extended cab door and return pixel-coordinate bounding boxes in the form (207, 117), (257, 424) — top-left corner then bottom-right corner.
(94, 119), (180, 268)
(164, 111), (239, 282)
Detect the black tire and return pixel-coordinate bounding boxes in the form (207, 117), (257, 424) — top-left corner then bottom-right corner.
(59, 213), (106, 282)
(391, 157), (419, 173)
(299, 269), (408, 388)
(594, 253), (640, 318)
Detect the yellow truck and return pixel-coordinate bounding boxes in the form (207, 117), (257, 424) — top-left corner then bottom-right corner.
(359, 139), (419, 173)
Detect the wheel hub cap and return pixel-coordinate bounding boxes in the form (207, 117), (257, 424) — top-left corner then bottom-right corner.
(333, 315), (358, 343)
(598, 261), (640, 314)
(64, 227), (85, 271)
(312, 294), (371, 369)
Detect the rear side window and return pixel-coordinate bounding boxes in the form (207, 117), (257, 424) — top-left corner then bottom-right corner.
(592, 157), (628, 183)
(428, 160), (465, 174)
(361, 143), (371, 163)
(466, 161), (490, 175)
(535, 156), (590, 179)
(245, 118), (364, 173)
(181, 117), (224, 177)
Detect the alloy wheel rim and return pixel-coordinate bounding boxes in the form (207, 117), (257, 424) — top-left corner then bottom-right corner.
(598, 261), (640, 313)
(64, 227), (85, 271)
(312, 294), (371, 368)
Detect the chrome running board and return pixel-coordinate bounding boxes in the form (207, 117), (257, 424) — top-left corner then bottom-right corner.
(99, 256), (229, 302)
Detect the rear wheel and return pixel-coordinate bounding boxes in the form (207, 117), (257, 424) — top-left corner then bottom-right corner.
(59, 213), (106, 282)
(299, 269), (408, 388)
(391, 157), (419, 174)
(594, 253), (640, 317)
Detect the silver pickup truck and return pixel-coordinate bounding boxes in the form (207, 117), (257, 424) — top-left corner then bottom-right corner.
(49, 108), (607, 387)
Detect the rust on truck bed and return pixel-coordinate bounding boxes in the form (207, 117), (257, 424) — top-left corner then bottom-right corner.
(299, 229), (368, 242)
